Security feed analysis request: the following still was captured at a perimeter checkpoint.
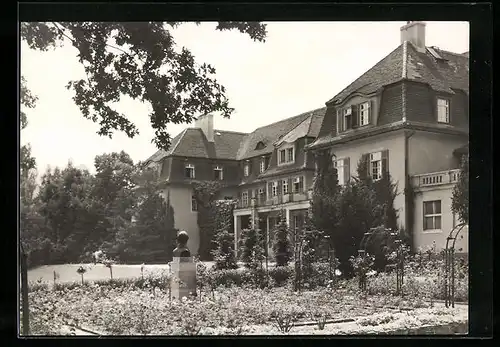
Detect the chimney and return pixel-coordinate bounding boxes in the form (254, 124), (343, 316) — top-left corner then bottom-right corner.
(400, 21), (426, 53)
(194, 114), (214, 142)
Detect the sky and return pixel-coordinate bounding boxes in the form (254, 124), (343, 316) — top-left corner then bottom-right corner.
(21, 21), (469, 178)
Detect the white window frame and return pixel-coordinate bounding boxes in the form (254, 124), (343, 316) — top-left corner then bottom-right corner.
(333, 158), (346, 186)
(423, 200), (442, 232)
(191, 195), (198, 212)
(359, 102), (370, 126)
(282, 179), (289, 195)
(214, 165), (223, 180)
(242, 191), (249, 207)
(185, 163), (195, 179)
(437, 98), (450, 123)
(370, 152), (382, 181)
(292, 176), (304, 193)
(271, 181), (278, 197)
(260, 158), (266, 173)
(243, 162), (250, 177)
(343, 108), (352, 131)
(278, 145), (295, 166)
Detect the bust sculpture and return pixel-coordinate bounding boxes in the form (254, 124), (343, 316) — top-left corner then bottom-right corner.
(173, 231), (191, 257)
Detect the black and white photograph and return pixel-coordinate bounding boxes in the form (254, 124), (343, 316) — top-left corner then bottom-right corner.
(17, 7), (486, 337)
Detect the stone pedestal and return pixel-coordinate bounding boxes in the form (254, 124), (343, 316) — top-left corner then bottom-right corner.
(170, 256), (197, 300)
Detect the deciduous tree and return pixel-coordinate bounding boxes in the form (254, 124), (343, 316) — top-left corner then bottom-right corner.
(21, 22), (267, 150)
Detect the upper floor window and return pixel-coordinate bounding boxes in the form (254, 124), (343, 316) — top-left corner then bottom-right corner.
(342, 108), (352, 131)
(359, 102), (371, 126)
(214, 166), (223, 180)
(271, 181), (278, 197)
(243, 162), (250, 177)
(370, 152), (382, 181)
(337, 101), (372, 133)
(292, 176), (304, 193)
(423, 200), (442, 231)
(241, 191), (249, 207)
(191, 195), (198, 212)
(185, 164), (195, 179)
(260, 158), (267, 173)
(333, 158), (349, 186)
(437, 98), (450, 123)
(278, 146), (295, 165)
(282, 179), (289, 195)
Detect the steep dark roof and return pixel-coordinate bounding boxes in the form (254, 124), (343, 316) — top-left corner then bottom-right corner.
(236, 107), (326, 160)
(146, 128), (247, 162)
(326, 41), (469, 105)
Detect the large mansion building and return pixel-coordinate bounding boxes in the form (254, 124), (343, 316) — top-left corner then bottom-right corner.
(145, 21), (469, 255)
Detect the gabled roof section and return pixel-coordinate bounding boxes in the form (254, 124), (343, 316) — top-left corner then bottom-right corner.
(236, 107), (326, 160)
(326, 41), (469, 106)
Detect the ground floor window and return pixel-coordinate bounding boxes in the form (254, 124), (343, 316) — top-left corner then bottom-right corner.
(423, 200), (442, 231)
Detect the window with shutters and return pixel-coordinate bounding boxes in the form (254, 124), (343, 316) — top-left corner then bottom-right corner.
(278, 145), (295, 165)
(437, 98), (450, 123)
(282, 179), (289, 194)
(333, 158), (349, 186)
(243, 162), (250, 177)
(292, 176), (304, 193)
(214, 166), (223, 180)
(337, 101), (372, 133)
(242, 191), (249, 207)
(185, 164), (195, 179)
(359, 102), (370, 126)
(370, 152), (382, 181)
(271, 181), (278, 197)
(423, 200), (442, 231)
(343, 108), (352, 131)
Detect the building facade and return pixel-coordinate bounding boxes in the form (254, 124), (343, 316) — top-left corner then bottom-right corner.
(145, 21), (468, 255)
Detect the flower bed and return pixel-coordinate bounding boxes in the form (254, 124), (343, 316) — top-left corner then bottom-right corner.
(23, 276), (467, 336)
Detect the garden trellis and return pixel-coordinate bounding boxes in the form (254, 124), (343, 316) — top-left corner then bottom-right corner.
(444, 222), (467, 308)
(359, 227), (406, 295)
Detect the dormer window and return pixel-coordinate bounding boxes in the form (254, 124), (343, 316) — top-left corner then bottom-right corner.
(214, 165), (223, 180)
(255, 141), (266, 150)
(337, 101), (372, 133)
(437, 98), (450, 123)
(278, 145), (295, 165)
(243, 162), (250, 177)
(185, 163), (195, 179)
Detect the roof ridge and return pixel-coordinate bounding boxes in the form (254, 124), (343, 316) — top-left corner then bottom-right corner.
(213, 129), (249, 135)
